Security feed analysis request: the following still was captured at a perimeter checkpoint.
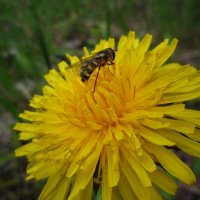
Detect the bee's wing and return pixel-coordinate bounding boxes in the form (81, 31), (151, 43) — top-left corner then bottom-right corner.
(64, 55), (94, 70)
(66, 61), (82, 69)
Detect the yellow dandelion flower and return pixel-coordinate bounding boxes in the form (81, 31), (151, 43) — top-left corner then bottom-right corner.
(14, 31), (200, 200)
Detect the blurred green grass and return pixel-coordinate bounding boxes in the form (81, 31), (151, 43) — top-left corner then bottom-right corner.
(0, 0), (200, 199)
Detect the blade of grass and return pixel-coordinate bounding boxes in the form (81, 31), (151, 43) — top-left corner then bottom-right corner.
(114, 2), (129, 34)
(102, 0), (111, 38)
(29, 0), (52, 70)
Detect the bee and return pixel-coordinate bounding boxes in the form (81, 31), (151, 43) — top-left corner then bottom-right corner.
(80, 48), (115, 80)
(67, 48), (116, 92)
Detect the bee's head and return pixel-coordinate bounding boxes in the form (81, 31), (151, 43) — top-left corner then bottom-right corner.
(106, 48), (115, 61)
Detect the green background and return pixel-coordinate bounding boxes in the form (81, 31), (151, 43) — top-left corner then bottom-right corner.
(0, 0), (200, 199)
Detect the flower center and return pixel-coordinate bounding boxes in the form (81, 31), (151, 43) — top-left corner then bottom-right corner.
(69, 66), (135, 132)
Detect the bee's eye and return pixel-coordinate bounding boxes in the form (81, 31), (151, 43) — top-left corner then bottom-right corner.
(112, 52), (115, 60)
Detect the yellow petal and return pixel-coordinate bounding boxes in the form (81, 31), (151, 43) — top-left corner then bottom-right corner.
(121, 146), (152, 187)
(145, 141), (196, 185)
(27, 161), (61, 180)
(14, 123), (39, 132)
(101, 149), (112, 200)
(158, 118), (195, 134)
(142, 118), (170, 129)
(15, 143), (42, 157)
(75, 178), (93, 200)
(118, 175), (138, 200)
(19, 132), (36, 140)
(158, 129), (200, 157)
(149, 186), (163, 200)
(39, 172), (70, 200)
(68, 158), (98, 200)
(136, 150), (157, 172)
(147, 104), (185, 117)
(105, 144), (120, 187)
(137, 125), (175, 146)
(154, 38), (178, 67)
(111, 187), (123, 200)
(86, 121), (102, 130)
(83, 46), (90, 57)
(160, 89), (200, 103)
(19, 110), (63, 123)
(168, 108), (200, 127)
(149, 169), (177, 194)
(137, 34), (152, 55)
(67, 136), (100, 177)
(48, 177), (71, 200)
(121, 161), (151, 200)
(190, 129), (200, 141)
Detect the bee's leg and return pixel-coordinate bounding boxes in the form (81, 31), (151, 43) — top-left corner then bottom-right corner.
(93, 66), (101, 92)
(107, 61), (115, 65)
(106, 62), (115, 75)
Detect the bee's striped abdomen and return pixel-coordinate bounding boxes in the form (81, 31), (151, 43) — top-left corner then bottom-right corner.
(80, 60), (100, 82)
